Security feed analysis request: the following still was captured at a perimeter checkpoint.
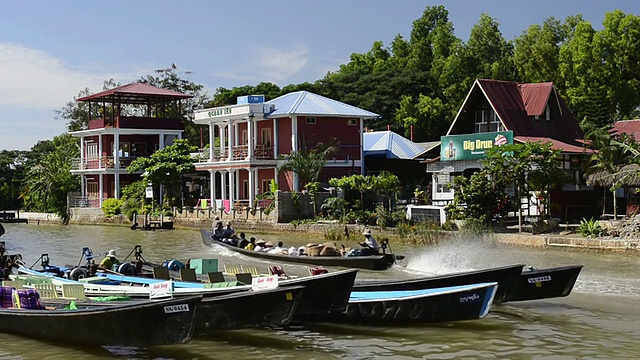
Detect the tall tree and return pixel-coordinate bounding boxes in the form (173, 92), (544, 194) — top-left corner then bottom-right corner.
(126, 139), (198, 209)
(21, 134), (80, 222)
(278, 140), (339, 189)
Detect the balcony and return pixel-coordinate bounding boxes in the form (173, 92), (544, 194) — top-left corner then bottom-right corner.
(71, 156), (139, 170)
(196, 144), (274, 162)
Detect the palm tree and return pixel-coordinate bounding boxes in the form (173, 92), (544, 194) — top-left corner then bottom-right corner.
(278, 139), (340, 189)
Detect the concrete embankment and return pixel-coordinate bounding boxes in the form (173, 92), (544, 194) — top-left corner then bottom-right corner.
(14, 212), (640, 253)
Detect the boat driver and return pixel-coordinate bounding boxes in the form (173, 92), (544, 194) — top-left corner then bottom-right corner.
(359, 228), (381, 256)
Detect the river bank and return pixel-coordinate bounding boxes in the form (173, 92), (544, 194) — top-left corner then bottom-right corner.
(13, 211), (640, 254)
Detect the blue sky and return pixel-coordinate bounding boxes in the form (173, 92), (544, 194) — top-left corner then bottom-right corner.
(1, 0), (637, 151)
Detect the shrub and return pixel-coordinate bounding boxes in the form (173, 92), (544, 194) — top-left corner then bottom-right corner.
(101, 198), (123, 217)
(579, 217), (603, 238)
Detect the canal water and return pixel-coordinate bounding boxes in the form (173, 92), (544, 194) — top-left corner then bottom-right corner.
(1, 223), (639, 359)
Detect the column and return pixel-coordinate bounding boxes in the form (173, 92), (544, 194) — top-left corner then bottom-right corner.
(99, 174), (104, 207)
(248, 168), (255, 209)
(246, 116), (254, 160)
(115, 174), (120, 199)
(227, 122), (233, 161)
(209, 122), (215, 162)
(228, 170), (235, 209)
(80, 137), (85, 169)
(114, 133), (120, 169)
(273, 118), (278, 158)
(220, 171), (227, 201)
(159, 133), (165, 149)
(98, 135), (103, 168)
(209, 170), (216, 210)
(219, 124), (226, 160)
(359, 117), (364, 175)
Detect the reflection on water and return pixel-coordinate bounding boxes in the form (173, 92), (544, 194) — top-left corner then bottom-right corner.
(1, 223), (640, 358)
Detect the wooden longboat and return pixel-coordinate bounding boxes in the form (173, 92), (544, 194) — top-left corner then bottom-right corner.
(201, 229), (398, 271)
(353, 264), (525, 304)
(97, 267), (359, 317)
(195, 285), (305, 331)
(503, 264), (583, 302)
(337, 282), (498, 324)
(0, 294), (202, 346)
(352, 264), (583, 304)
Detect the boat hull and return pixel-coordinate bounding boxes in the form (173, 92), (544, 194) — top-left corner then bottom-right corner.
(201, 229), (397, 270)
(196, 286), (304, 331)
(503, 265), (583, 302)
(0, 295), (201, 346)
(339, 283), (497, 324)
(353, 264), (524, 304)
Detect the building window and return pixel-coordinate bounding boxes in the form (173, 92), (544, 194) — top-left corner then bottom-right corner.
(261, 128), (272, 147)
(87, 182), (98, 199)
(131, 142), (147, 157)
(111, 142), (130, 157)
(347, 118), (358, 126)
(306, 117), (316, 125)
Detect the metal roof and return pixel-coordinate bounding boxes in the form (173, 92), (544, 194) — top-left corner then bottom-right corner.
(267, 91), (380, 118)
(363, 131), (426, 159)
(77, 82), (193, 104)
(612, 119), (640, 139)
(515, 136), (588, 154)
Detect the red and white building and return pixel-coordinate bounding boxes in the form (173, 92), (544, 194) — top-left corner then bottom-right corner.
(193, 91), (379, 211)
(69, 83), (192, 207)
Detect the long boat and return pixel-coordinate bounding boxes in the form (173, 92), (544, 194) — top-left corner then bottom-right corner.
(504, 264), (583, 302)
(0, 291), (202, 346)
(195, 285), (305, 331)
(201, 229), (399, 271)
(335, 282), (498, 324)
(94, 267), (359, 318)
(352, 264), (583, 304)
(19, 265), (358, 319)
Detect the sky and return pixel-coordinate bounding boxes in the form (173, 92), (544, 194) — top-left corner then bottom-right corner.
(1, 0), (638, 151)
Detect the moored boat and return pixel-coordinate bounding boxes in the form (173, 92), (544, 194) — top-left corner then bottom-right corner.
(201, 229), (399, 271)
(335, 282), (498, 324)
(0, 288), (202, 346)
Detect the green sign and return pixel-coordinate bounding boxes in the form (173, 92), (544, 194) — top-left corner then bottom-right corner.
(440, 131), (513, 161)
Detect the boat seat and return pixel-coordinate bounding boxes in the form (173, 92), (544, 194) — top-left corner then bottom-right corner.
(61, 284), (87, 300)
(1, 280), (25, 289)
(179, 268), (198, 282)
(241, 266), (259, 276)
(206, 271), (225, 283)
(269, 266), (286, 277)
(204, 281), (241, 288)
(223, 264), (242, 275)
(152, 266), (171, 280)
(33, 283), (58, 299)
(235, 273), (253, 285)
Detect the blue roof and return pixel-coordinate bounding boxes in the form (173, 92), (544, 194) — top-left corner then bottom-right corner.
(363, 131), (426, 159)
(267, 91), (379, 118)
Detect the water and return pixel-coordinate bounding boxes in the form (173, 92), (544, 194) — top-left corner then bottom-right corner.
(1, 223), (639, 359)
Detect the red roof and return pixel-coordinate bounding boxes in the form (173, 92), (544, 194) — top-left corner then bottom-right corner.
(612, 120), (640, 140)
(77, 82), (192, 104)
(520, 82), (553, 116)
(473, 79), (583, 144)
(515, 136), (589, 154)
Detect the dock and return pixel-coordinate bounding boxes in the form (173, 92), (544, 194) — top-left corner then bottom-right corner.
(0, 210), (28, 224)
(132, 213), (173, 230)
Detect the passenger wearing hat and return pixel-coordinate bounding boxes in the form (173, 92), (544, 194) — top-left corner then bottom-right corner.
(99, 249), (120, 270)
(254, 239), (267, 252)
(359, 228), (380, 256)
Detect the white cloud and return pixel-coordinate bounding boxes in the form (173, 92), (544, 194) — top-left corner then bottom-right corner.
(253, 45), (309, 82)
(208, 45), (309, 86)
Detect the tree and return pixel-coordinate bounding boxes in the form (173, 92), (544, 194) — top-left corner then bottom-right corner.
(0, 150), (28, 210)
(278, 140), (339, 189)
(139, 64), (210, 147)
(126, 139), (198, 209)
(483, 141), (566, 231)
(55, 79), (120, 131)
(21, 134), (80, 222)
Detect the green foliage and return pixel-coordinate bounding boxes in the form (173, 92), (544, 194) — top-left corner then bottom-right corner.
(290, 192), (303, 214)
(321, 197), (348, 220)
(256, 179), (278, 215)
(21, 134), (80, 223)
(323, 226), (348, 242)
(459, 218), (492, 235)
(578, 217), (603, 238)
(120, 180), (146, 220)
(101, 198), (123, 217)
(127, 139), (197, 208)
(278, 139), (339, 188)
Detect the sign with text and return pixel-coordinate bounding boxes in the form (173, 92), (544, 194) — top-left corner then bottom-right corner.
(440, 131), (513, 161)
(150, 280), (174, 300)
(145, 186), (153, 199)
(251, 275), (279, 291)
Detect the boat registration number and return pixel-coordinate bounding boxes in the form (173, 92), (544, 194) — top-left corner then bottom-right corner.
(163, 304), (190, 313)
(527, 276), (552, 284)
